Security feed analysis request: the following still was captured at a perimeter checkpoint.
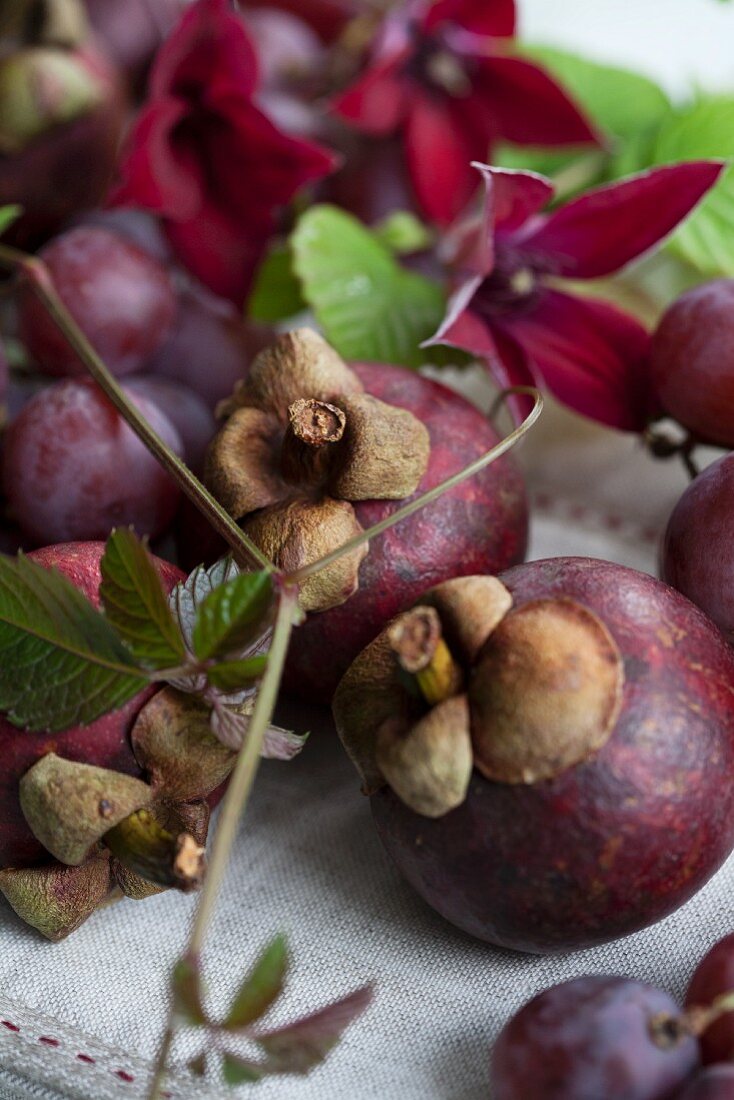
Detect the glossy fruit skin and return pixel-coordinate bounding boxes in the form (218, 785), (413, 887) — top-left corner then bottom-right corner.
(0, 44), (126, 245)
(69, 206), (173, 266)
(491, 976), (699, 1100)
(0, 541), (183, 868)
(661, 455), (734, 641)
(371, 557), (734, 952)
(651, 281), (734, 447)
(20, 226), (176, 378)
(676, 1066), (734, 1099)
(3, 378), (183, 544)
(686, 934), (734, 1065)
(149, 279), (272, 409)
(284, 362), (528, 702)
(125, 377), (216, 474)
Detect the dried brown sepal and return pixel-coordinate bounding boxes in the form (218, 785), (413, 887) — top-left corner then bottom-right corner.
(19, 753), (153, 866)
(244, 497), (368, 613)
(0, 848), (112, 941)
(132, 687), (236, 803)
(329, 393), (430, 501)
(388, 605), (463, 705)
(375, 695), (473, 818)
(224, 329), (363, 421)
(332, 629), (417, 793)
(104, 808), (205, 893)
(204, 406), (285, 521)
(420, 576), (513, 666)
(111, 800), (211, 899)
(470, 597), (624, 784)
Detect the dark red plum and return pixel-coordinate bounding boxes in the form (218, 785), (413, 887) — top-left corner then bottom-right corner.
(361, 558), (734, 951)
(651, 281), (734, 447)
(284, 362), (528, 702)
(19, 226), (177, 378)
(149, 279), (272, 409)
(661, 455), (734, 641)
(686, 934), (734, 1065)
(125, 377), (216, 474)
(0, 43), (126, 245)
(491, 976), (699, 1100)
(82, 0), (185, 87)
(676, 1066), (734, 1099)
(3, 379), (183, 544)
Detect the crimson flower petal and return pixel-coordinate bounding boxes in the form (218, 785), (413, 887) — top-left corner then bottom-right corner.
(330, 53), (411, 136)
(521, 161), (725, 278)
(404, 94), (478, 226)
(151, 0), (258, 100)
(474, 55), (600, 148)
(474, 162), (554, 235)
(164, 206), (269, 303)
(110, 100), (201, 219)
(426, 275), (487, 350)
(495, 289), (652, 431)
(423, 0), (516, 38)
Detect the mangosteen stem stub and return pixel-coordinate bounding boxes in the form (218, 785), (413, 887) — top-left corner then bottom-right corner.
(280, 397), (346, 483)
(103, 809), (205, 893)
(388, 605), (463, 705)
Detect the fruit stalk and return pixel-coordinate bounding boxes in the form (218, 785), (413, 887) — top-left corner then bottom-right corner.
(147, 583), (301, 1100)
(0, 241), (273, 572)
(388, 605), (463, 705)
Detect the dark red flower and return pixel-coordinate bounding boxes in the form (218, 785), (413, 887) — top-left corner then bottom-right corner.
(430, 161), (724, 431)
(110, 0), (337, 303)
(240, 0), (357, 42)
(331, 0), (599, 226)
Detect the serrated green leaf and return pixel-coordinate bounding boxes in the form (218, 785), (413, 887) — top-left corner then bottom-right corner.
(100, 529), (185, 670)
(372, 211), (434, 255)
(247, 244), (306, 322)
(173, 954), (208, 1026)
(0, 205), (21, 236)
(0, 553), (147, 732)
(169, 557), (241, 653)
(207, 654), (268, 693)
(224, 934), (288, 1030)
(291, 205), (445, 368)
(650, 96), (734, 276)
(192, 571), (274, 661)
(222, 1054), (264, 1085)
(524, 45), (671, 141)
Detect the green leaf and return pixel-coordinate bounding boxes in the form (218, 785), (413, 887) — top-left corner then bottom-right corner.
(291, 205), (445, 368)
(192, 571), (274, 662)
(0, 205), (21, 236)
(650, 95), (734, 276)
(524, 46), (670, 141)
(224, 934), (288, 1030)
(247, 244), (306, 323)
(222, 1054), (264, 1085)
(100, 529), (186, 670)
(372, 211), (434, 255)
(207, 654), (268, 693)
(0, 553), (147, 732)
(173, 954), (208, 1026)
(170, 557), (241, 654)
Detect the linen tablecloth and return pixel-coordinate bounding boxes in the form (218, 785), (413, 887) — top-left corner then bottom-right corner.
(2, 1), (734, 1095)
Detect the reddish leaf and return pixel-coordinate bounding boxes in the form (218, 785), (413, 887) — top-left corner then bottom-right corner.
(496, 289), (652, 431)
(424, 0), (516, 37)
(253, 985), (374, 1075)
(405, 94), (478, 226)
(521, 161), (725, 279)
(475, 55), (600, 148)
(330, 54), (410, 136)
